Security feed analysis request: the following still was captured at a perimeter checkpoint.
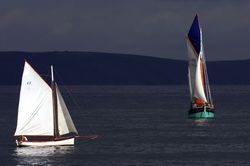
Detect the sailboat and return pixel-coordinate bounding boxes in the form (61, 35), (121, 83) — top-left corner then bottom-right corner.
(186, 14), (214, 118)
(14, 61), (79, 146)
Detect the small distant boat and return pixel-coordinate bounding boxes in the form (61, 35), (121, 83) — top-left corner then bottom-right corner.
(14, 61), (82, 146)
(186, 15), (214, 118)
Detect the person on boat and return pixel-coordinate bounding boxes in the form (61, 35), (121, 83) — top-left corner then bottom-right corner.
(20, 135), (28, 142)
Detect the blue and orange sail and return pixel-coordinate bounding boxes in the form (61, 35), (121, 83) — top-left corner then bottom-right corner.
(187, 14), (201, 56)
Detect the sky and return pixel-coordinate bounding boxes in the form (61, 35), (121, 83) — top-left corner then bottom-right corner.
(0, 0), (250, 60)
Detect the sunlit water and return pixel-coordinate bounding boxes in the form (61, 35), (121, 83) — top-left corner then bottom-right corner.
(1, 85), (250, 165)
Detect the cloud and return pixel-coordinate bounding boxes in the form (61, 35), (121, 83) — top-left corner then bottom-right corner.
(0, 0), (249, 60)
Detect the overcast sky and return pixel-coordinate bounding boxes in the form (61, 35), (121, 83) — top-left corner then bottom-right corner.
(0, 0), (249, 60)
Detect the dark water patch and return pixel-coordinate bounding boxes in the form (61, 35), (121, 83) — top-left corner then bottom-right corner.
(1, 85), (250, 165)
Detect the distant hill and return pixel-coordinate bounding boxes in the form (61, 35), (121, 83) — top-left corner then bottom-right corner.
(0, 51), (249, 85)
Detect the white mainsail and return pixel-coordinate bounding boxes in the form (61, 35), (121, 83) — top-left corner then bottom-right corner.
(56, 84), (78, 136)
(14, 62), (54, 136)
(193, 55), (207, 103)
(188, 67), (192, 99)
(187, 39), (198, 98)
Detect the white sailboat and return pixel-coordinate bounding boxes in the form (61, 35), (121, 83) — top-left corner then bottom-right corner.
(186, 14), (214, 118)
(14, 61), (78, 146)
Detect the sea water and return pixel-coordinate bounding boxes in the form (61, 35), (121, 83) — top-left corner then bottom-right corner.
(1, 85), (250, 165)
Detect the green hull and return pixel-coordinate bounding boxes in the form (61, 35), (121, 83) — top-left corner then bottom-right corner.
(188, 106), (214, 119)
(188, 110), (214, 118)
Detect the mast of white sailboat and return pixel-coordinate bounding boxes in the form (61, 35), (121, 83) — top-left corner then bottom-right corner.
(51, 65), (59, 138)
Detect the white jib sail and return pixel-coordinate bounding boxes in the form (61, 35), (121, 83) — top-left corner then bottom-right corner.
(56, 84), (78, 136)
(193, 55), (207, 103)
(14, 62), (54, 136)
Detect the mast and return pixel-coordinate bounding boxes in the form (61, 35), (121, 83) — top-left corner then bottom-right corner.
(200, 28), (213, 105)
(202, 53), (213, 105)
(51, 65), (59, 138)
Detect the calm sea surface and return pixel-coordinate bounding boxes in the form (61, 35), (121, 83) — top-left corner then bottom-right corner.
(1, 85), (250, 165)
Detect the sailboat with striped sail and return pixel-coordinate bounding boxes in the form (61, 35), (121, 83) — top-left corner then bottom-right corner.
(186, 15), (214, 118)
(15, 61), (80, 146)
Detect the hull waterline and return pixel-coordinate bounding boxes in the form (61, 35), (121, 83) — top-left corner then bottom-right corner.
(16, 137), (75, 147)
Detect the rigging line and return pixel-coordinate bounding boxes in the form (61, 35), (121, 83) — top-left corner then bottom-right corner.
(202, 53), (213, 104)
(201, 36), (213, 104)
(53, 69), (98, 134)
(201, 57), (208, 101)
(53, 69), (83, 113)
(40, 74), (50, 77)
(42, 68), (52, 84)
